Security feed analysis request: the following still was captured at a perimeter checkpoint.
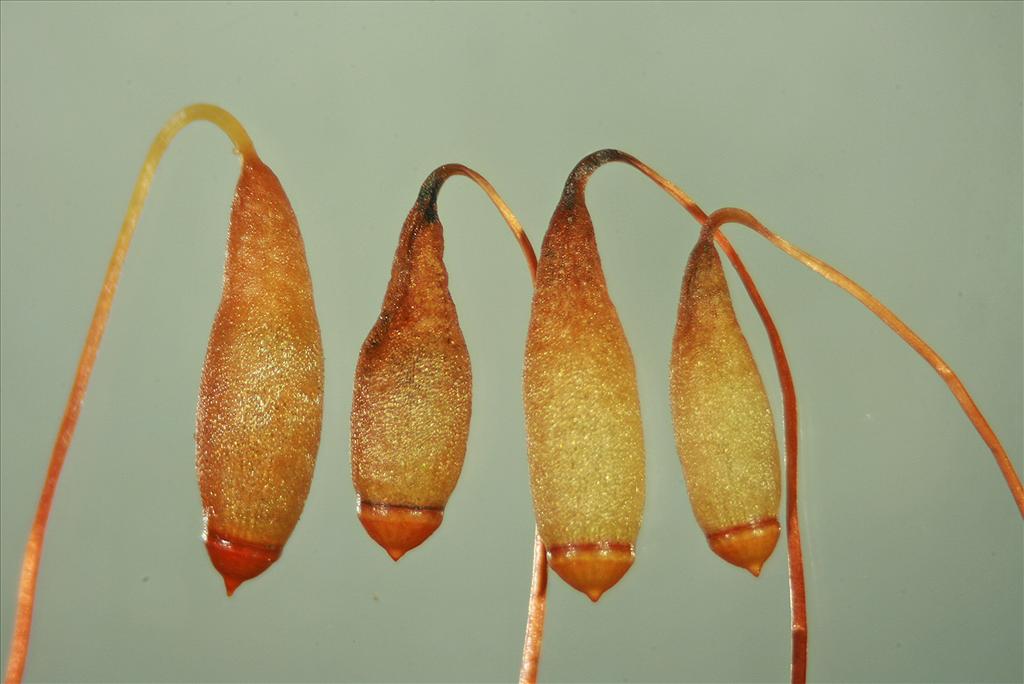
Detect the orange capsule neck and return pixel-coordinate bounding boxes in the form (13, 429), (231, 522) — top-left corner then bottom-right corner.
(357, 500), (444, 561)
(547, 542), (635, 602)
(706, 518), (781, 577)
(204, 528), (282, 596)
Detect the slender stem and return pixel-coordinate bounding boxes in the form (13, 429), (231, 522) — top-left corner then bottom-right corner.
(418, 164), (546, 683)
(3, 104), (256, 684)
(564, 149), (709, 225)
(706, 207), (1024, 517)
(519, 528), (548, 684)
(421, 163), (538, 279)
(713, 233), (808, 684)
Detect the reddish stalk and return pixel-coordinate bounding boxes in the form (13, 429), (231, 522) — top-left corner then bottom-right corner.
(706, 207), (1024, 517)
(562, 149), (709, 225)
(418, 164), (538, 279)
(415, 164), (546, 683)
(519, 528), (548, 684)
(4, 105), (256, 684)
(713, 234), (807, 684)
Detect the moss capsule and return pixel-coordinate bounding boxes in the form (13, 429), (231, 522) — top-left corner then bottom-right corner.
(350, 184), (471, 561)
(196, 155), (325, 595)
(523, 172), (645, 602)
(669, 234), (781, 576)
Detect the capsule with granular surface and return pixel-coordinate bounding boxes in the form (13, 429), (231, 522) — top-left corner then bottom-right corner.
(669, 234), (781, 576)
(195, 155), (324, 596)
(350, 179), (471, 561)
(523, 164), (645, 602)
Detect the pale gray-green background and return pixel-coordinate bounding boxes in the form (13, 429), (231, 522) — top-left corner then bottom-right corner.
(1, 2), (1021, 683)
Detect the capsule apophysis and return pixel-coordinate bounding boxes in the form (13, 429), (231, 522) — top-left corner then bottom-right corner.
(350, 180), (471, 561)
(669, 234), (781, 575)
(523, 165), (645, 602)
(196, 155), (325, 595)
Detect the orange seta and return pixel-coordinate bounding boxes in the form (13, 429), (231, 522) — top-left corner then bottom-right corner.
(196, 156), (325, 596)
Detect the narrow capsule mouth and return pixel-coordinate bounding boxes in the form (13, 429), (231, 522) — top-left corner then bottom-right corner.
(547, 541), (636, 602)
(356, 499), (445, 561)
(706, 518), (781, 577)
(203, 528), (282, 596)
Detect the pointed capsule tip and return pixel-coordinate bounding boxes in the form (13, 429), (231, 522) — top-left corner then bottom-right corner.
(223, 575), (242, 597)
(204, 529), (281, 595)
(358, 501), (444, 561)
(707, 518), (780, 576)
(548, 542), (635, 601)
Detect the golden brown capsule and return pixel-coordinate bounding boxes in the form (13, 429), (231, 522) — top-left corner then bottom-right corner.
(523, 163), (645, 602)
(350, 178), (471, 561)
(669, 233), (781, 576)
(196, 154), (325, 595)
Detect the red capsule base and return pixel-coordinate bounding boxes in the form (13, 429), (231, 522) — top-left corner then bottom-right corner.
(357, 500), (444, 561)
(547, 542), (635, 602)
(204, 528), (282, 596)
(707, 518), (780, 576)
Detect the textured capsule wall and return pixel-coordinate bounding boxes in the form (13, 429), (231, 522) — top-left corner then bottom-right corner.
(195, 157), (325, 548)
(669, 237), (780, 536)
(350, 201), (471, 509)
(523, 192), (645, 549)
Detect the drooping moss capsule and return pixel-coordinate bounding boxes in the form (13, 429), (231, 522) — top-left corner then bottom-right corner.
(669, 233), (781, 575)
(196, 155), (325, 595)
(350, 178), (471, 561)
(523, 164), (645, 602)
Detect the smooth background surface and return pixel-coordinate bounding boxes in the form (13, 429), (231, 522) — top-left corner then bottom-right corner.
(1, 2), (1021, 682)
